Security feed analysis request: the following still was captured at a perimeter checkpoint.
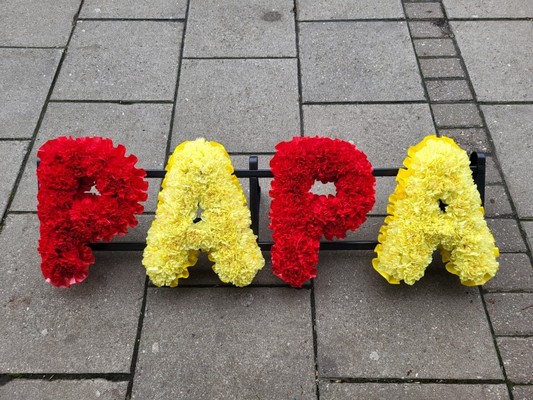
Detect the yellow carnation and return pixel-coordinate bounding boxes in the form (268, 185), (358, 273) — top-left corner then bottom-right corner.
(373, 135), (499, 286)
(143, 139), (264, 287)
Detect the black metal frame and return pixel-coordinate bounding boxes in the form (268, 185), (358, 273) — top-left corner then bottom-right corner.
(89, 152), (486, 252)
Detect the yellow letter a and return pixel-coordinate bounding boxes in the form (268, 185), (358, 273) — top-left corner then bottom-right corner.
(373, 136), (499, 286)
(143, 139), (264, 287)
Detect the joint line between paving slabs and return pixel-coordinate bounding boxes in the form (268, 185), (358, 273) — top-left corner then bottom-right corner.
(310, 280), (321, 399)
(401, 0), (439, 133)
(0, 0), (87, 232)
(78, 18), (186, 22)
(479, 290), (515, 398)
(125, 276), (149, 399)
(48, 99), (174, 104)
(164, 0), (191, 166)
(320, 377), (507, 384)
(302, 100), (428, 106)
(293, 0), (305, 137)
(0, 373), (130, 385)
(298, 18), (406, 23)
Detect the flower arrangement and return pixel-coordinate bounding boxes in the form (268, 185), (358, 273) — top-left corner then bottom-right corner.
(142, 138), (264, 287)
(37, 136), (148, 287)
(269, 137), (375, 287)
(372, 135), (499, 286)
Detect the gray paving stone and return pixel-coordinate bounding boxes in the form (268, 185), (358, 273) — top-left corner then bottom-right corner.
(302, 104), (434, 166)
(414, 39), (457, 57)
(0, 379), (127, 400)
(80, 0), (187, 18)
(484, 185), (514, 218)
(0, 0), (81, 46)
(486, 156), (503, 184)
(131, 288), (316, 399)
(487, 219), (527, 253)
(320, 382), (510, 400)
(438, 128), (490, 153)
(513, 386), (533, 400)
(405, 3), (444, 19)
(0, 214), (145, 373)
(314, 252), (503, 379)
(184, 0), (296, 57)
(485, 293), (533, 335)
(0, 141), (28, 218)
(524, 222), (533, 252)
(451, 22), (533, 102)
(431, 103), (482, 128)
(11, 102), (171, 213)
(483, 105), (533, 218)
(409, 20), (452, 38)
(53, 21), (183, 101)
(443, 0), (533, 18)
(484, 253), (533, 292)
(497, 337), (533, 384)
(0, 49), (61, 139)
(299, 22), (424, 102)
(296, 0), (404, 20)
(426, 79), (472, 102)
(420, 58), (464, 78)
(173, 59), (299, 153)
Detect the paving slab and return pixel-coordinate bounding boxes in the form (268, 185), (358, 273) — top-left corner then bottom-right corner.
(0, 49), (61, 139)
(484, 185), (514, 218)
(131, 288), (316, 399)
(414, 38), (456, 57)
(0, 0), (81, 47)
(443, 0), (533, 18)
(52, 21), (183, 101)
(320, 382), (510, 399)
(0, 141), (28, 218)
(497, 337), (533, 384)
(296, 0), (404, 20)
(419, 58), (464, 78)
(438, 128), (490, 153)
(483, 253), (533, 292)
(451, 22), (533, 102)
(409, 20), (453, 38)
(404, 3), (444, 19)
(299, 22), (424, 102)
(314, 252), (503, 379)
(184, 0), (296, 57)
(0, 379), (127, 400)
(483, 105), (533, 218)
(524, 221), (533, 252)
(486, 156), (503, 184)
(173, 59), (299, 153)
(485, 293), (533, 335)
(426, 79), (472, 102)
(302, 104), (434, 166)
(80, 0), (187, 19)
(431, 103), (482, 128)
(487, 219), (527, 253)
(513, 386), (533, 400)
(0, 214), (145, 373)
(11, 102), (171, 213)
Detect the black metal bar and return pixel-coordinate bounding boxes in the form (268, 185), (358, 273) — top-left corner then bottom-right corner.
(470, 152), (486, 207)
(249, 156), (260, 236)
(90, 241), (379, 252)
(80, 153), (485, 251)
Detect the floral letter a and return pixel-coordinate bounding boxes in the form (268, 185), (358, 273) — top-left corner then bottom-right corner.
(143, 139), (264, 287)
(373, 136), (499, 286)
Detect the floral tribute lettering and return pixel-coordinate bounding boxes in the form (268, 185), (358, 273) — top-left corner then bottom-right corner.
(269, 137), (375, 287)
(373, 136), (499, 286)
(37, 137), (148, 287)
(142, 138), (264, 287)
